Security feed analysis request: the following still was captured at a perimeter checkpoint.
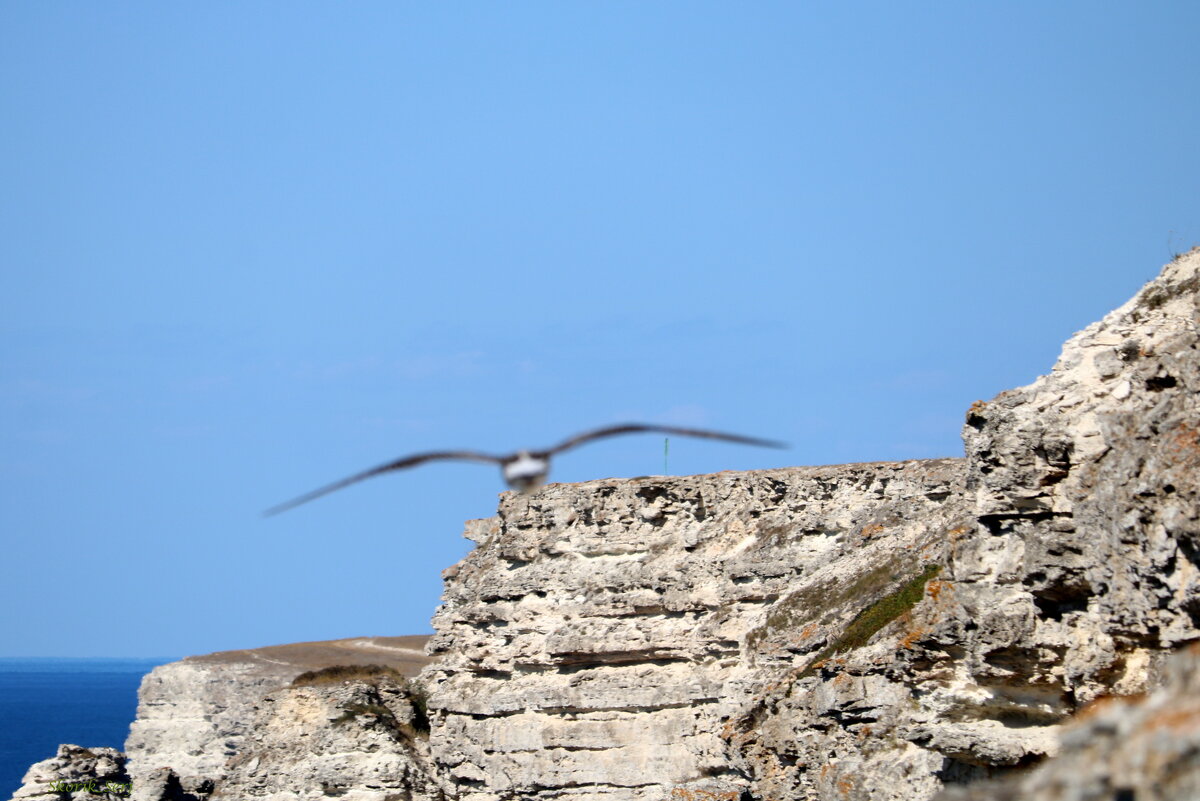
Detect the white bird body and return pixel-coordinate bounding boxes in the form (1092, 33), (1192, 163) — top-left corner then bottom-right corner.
(502, 451), (549, 490)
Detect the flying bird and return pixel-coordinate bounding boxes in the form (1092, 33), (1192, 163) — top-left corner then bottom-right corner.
(264, 423), (784, 516)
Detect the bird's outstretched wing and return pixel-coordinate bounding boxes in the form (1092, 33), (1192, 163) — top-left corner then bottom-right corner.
(263, 450), (503, 516)
(542, 423), (786, 456)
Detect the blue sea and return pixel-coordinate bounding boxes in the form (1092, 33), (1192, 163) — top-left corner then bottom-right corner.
(0, 658), (176, 800)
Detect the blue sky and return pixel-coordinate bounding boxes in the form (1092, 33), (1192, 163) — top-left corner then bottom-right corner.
(2, 2), (1197, 657)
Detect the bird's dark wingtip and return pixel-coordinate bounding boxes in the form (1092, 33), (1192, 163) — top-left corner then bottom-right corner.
(261, 498), (308, 518)
(731, 434), (788, 449)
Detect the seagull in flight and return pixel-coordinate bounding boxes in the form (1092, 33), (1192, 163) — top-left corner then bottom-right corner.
(264, 423), (784, 516)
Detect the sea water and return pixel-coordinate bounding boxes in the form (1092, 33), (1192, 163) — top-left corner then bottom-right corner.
(0, 658), (174, 799)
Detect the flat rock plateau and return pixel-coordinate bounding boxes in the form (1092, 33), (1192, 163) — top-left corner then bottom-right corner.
(12, 249), (1200, 801)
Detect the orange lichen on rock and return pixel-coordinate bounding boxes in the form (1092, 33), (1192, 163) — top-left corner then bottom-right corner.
(669, 788), (740, 801)
(925, 579), (952, 603)
(861, 523), (886, 538)
(899, 625), (931, 650)
(1168, 422), (1200, 460)
(1143, 700), (1200, 734)
(1075, 692), (1146, 721)
(966, 400), (988, 422)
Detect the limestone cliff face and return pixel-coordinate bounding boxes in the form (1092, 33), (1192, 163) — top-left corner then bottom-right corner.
(424, 460), (969, 801)
(961, 247), (1200, 658)
(731, 249), (1200, 801)
(123, 637), (431, 801)
(127, 660), (299, 787)
(938, 643), (1200, 801)
(13, 249), (1200, 801)
(208, 675), (439, 801)
(421, 249), (1200, 801)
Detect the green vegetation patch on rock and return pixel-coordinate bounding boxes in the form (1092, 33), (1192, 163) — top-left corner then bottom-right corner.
(799, 562), (942, 678)
(746, 560), (923, 652)
(292, 664), (406, 687)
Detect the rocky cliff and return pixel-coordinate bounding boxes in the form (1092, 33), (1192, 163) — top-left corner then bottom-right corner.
(424, 459), (968, 801)
(938, 643), (1200, 801)
(418, 249), (1199, 801)
(730, 249), (1200, 801)
(11, 249), (1200, 801)
(9, 637), (431, 801)
(124, 635), (431, 792)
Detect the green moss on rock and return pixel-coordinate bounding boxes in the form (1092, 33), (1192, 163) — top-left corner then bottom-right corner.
(745, 560), (922, 651)
(799, 563), (942, 678)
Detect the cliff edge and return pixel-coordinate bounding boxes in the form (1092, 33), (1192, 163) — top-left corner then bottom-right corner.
(11, 248), (1200, 801)
(418, 249), (1199, 801)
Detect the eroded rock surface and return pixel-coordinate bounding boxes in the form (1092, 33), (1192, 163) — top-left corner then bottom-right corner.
(424, 460), (970, 801)
(938, 643), (1200, 801)
(124, 635), (430, 792)
(12, 745), (131, 801)
(210, 673), (439, 801)
(730, 248), (1200, 800)
(5, 637), (435, 801)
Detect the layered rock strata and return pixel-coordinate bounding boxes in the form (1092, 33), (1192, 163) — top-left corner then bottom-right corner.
(422, 249), (1200, 801)
(206, 671), (438, 801)
(124, 636), (430, 799)
(728, 248), (1200, 800)
(424, 459), (971, 801)
(938, 642), (1200, 801)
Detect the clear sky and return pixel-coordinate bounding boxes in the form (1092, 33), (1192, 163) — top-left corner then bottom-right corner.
(2, 2), (1197, 657)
